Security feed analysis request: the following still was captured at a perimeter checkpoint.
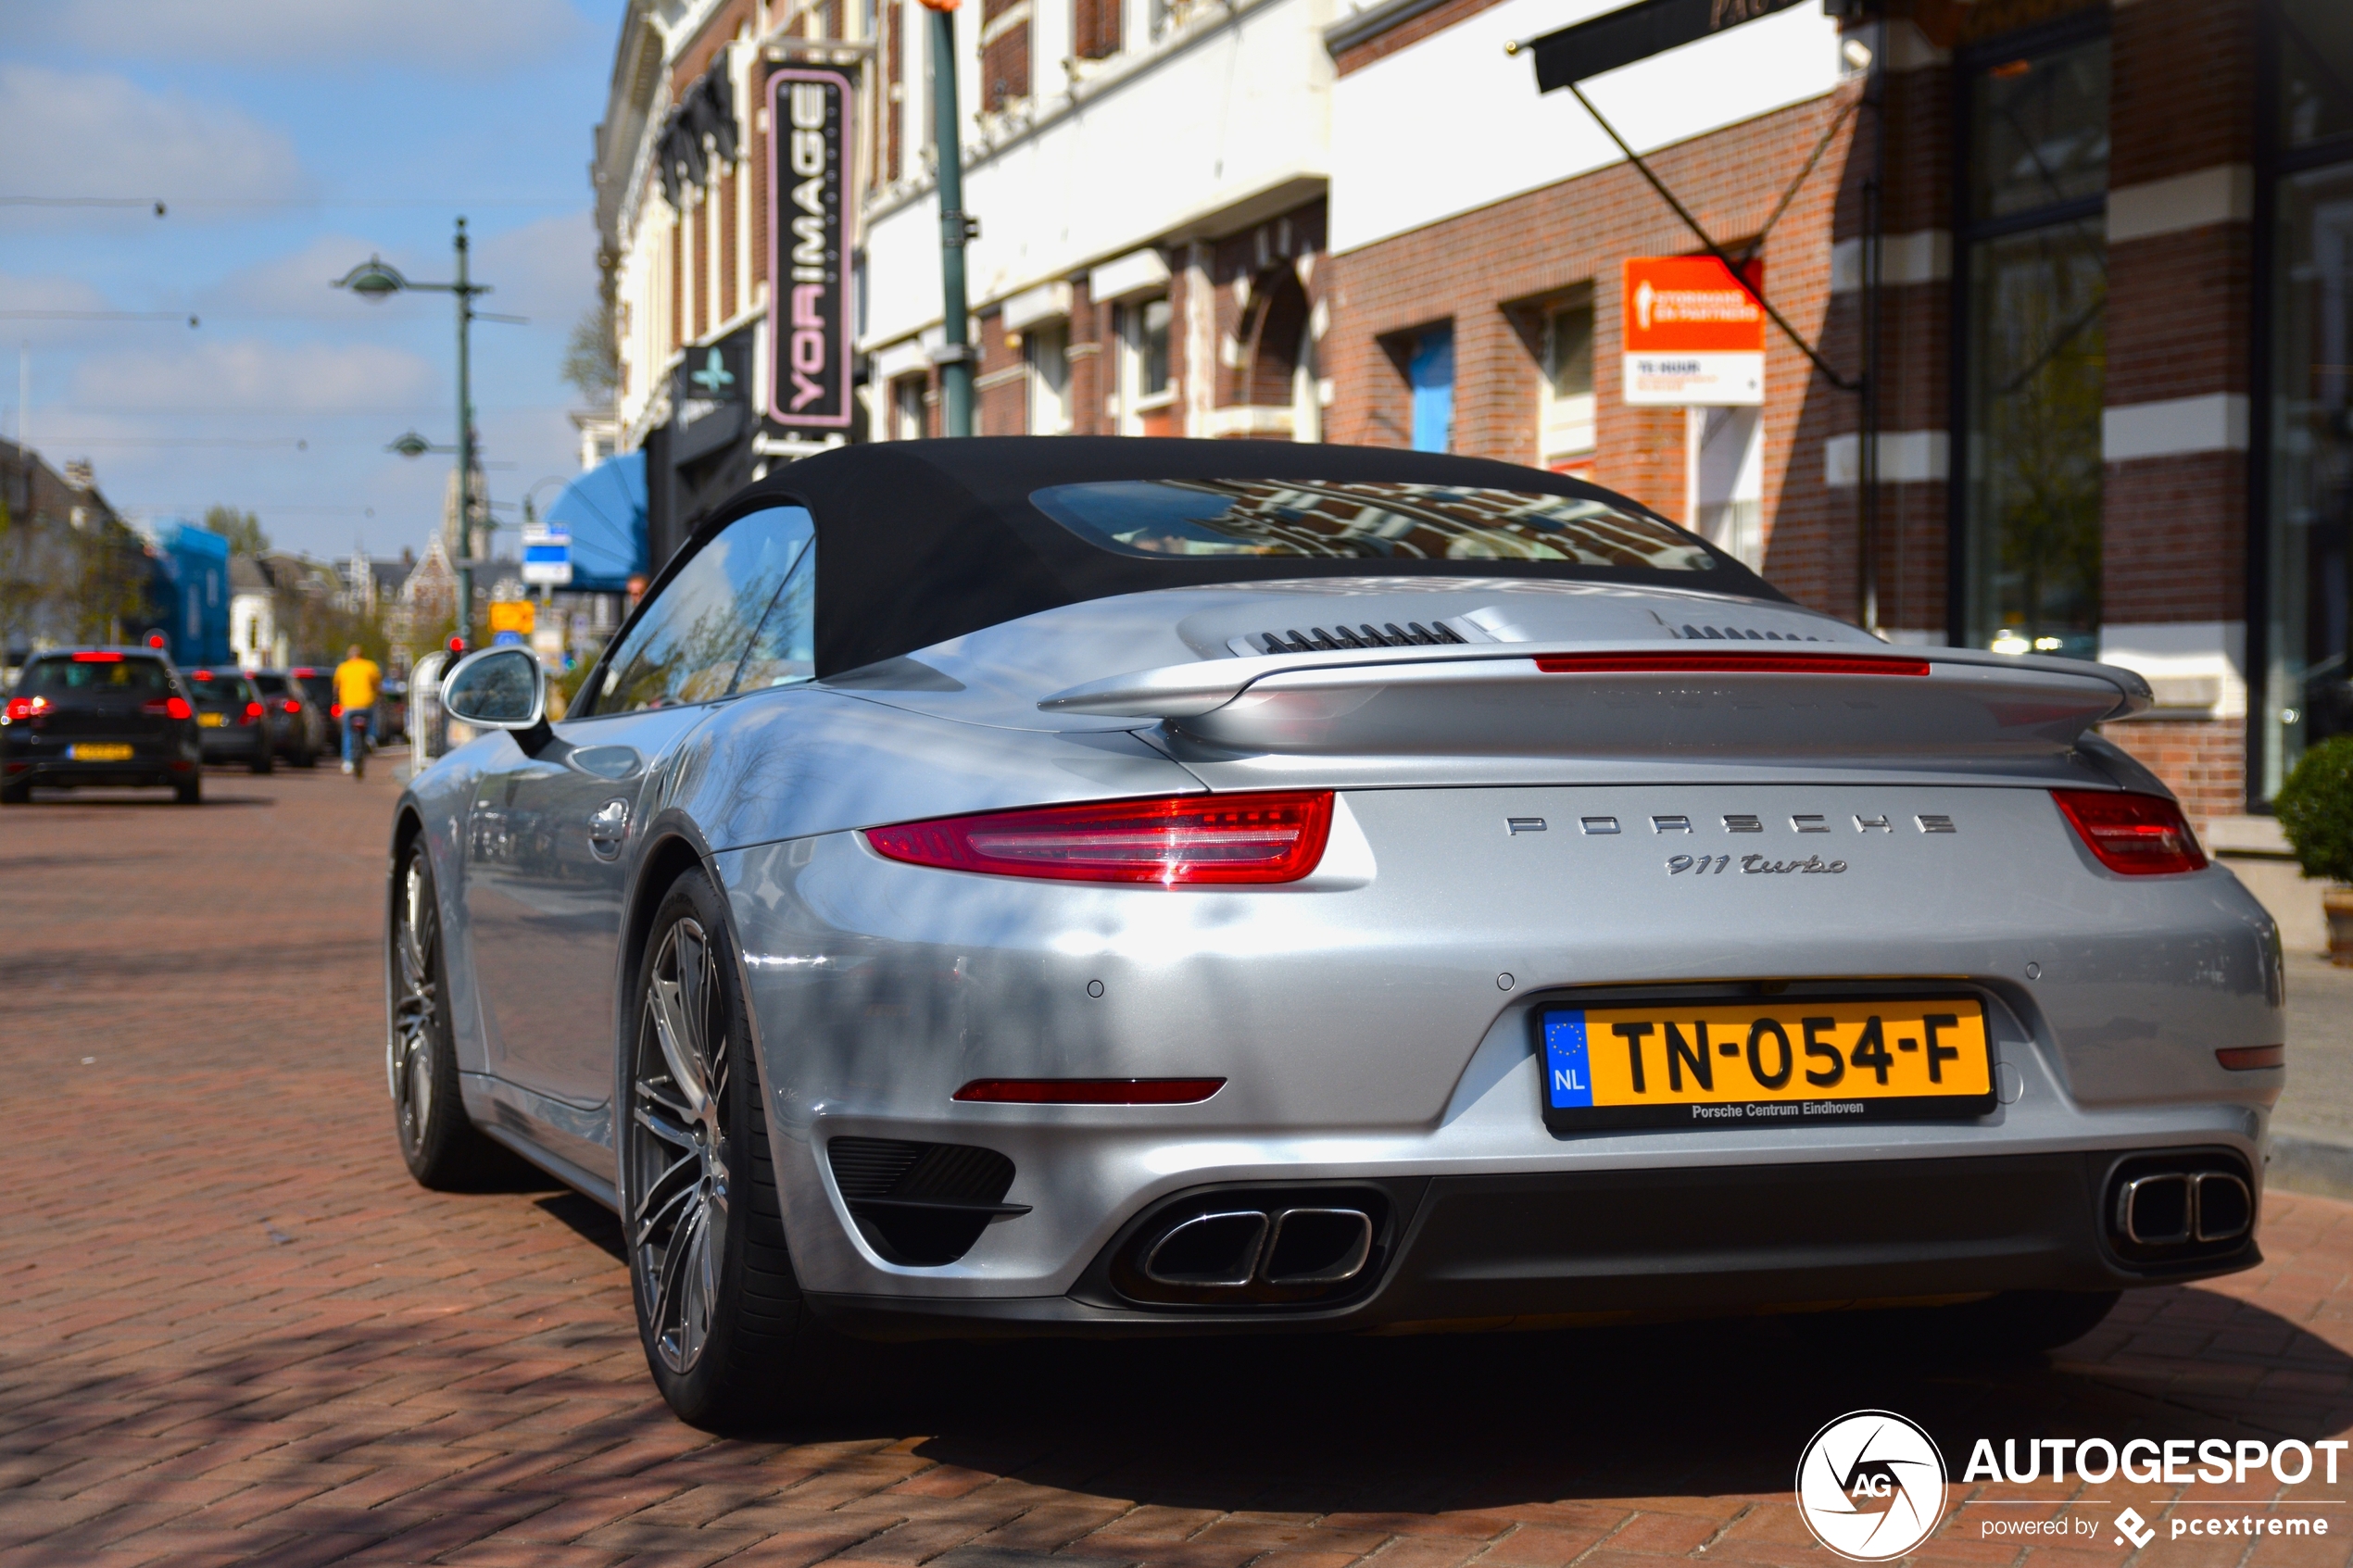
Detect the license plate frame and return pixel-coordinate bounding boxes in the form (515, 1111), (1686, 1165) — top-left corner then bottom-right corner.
(1534, 997), (1996, 1133)
(67, 743), (136, 761)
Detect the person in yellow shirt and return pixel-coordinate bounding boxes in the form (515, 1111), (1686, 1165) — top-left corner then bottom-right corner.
(333, 645), (382, 775)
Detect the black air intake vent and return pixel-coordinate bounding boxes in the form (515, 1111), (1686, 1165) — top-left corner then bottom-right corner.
(1671, 624), (1826, 642)
(827, 1136), (1026, 1267)
(1251, 621), (1465, 654)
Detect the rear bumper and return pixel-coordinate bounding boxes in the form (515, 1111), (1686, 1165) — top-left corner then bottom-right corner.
(199, 727), (267, 759)
(806, 1148), (2259, 1338)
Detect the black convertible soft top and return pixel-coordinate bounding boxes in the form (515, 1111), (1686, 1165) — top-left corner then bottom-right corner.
(679, 437), (1785, 678)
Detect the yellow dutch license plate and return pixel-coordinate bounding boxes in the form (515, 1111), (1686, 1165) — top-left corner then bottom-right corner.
(68, 743), (135, 761)
(198, 712), (226, 727)
(1538, 998), (1994, 1131)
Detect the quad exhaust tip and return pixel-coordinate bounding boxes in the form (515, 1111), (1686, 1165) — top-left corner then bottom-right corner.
(1141, 1206), (1375, 1290)
(2116, 1170), (2251, 1248)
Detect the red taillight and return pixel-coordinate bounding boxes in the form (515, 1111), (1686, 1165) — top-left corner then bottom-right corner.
(142, 696), (195, 721)
(330, 702), (343, 718)
(4, 696), (47, 722)
(291, 668), (317, 677)
(244, 701), (264, 722)
(953, 1078), (1227, 1104)
(866, 791), (1335, 884)
(191, 671), (213, 681)
(1532, 652), (1931, 677)
(2051, 790), (2208, 875)
(2217, 1045), (2284, 1071)
(71, 651), (124, 663)
(283, 699), (300, 714)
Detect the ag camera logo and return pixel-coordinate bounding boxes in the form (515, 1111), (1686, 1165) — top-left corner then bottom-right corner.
(1796, 1411), (1949, 1561)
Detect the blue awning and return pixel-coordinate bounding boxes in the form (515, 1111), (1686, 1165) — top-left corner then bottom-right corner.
(544, 451), (648, 592)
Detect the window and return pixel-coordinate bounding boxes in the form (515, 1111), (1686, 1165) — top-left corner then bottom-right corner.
(1957, 26), (2108, 661)
(1405, 325), (1454, 453)
(1026, 322), (1071, 434)
(1687, 408), (1762, 571)
(893, 374), (926, 440)
(2263, 0), (2353, 795)
(585, 507), (814, 714)
(734, 541), (817, 690)
(1115, 296), (1172, 433)
(980, 0), (1028, 112)
(17, 655), (174, 696)
(1074, 0), (1120, 58)
(1291, 318), (1321, 444)
(1538, 298), (1595, 471)
(1031, 481), (1721, 570)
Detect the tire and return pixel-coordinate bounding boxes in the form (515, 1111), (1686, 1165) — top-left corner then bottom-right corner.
(389, 841), (508, 1187)
(623, 868), (838, 1430)
(250, 748), (274, 775)
(0, 779), (30, 806)
(297, 748), (318, 770)
(174, 775), (202, 805)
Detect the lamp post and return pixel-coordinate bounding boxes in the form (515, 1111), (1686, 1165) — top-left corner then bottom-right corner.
(335, 218), (493, 641)
(918, 0), (975, 435)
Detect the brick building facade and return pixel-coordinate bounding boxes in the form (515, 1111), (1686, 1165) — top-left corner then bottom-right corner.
(1318, 0), (2353, 857)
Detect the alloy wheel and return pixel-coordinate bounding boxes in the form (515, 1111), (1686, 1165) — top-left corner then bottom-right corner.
(628, 916), (732, 1375)
(390, 855), (439, 1147)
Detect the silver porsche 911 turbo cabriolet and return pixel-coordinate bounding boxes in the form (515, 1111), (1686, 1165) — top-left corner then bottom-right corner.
(390, 438), (2282, 1428)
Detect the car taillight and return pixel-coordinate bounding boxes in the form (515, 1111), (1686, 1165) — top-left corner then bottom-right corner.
(2051, 790), (2208, 875)
(70, 651), (124, 663)
(330, 702), (343, 718)
(866, 791), (1335, 884)
(283, 699), (300, 714)
(142, 696), (195, 721)
(4, 696), (48, 722)
(1532, 653), (1932, 677)
(244, 701), (264, 722)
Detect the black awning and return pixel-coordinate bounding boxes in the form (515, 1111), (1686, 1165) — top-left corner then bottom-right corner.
(1529, 0), (1811, 94)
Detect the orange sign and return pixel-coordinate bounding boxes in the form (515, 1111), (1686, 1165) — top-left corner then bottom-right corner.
(1622, 257), (1765, 406)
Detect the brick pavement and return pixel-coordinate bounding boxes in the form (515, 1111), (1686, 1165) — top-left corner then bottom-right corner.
(2, 768), (2350, 1568)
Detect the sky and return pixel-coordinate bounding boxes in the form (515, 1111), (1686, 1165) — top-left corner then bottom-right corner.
(1, 0), (632, 562)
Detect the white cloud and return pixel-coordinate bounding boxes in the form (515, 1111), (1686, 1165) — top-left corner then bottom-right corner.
(68, 337), (434, 412)
(33, 0), (592, 71)
(0, 64), (305, 205)
(476, 209), (601, 326)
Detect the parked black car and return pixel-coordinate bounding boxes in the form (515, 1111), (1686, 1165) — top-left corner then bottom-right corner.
(246, 669), (323, 767)
(1, 648), (203, 804)
(187, 668), (274, 773)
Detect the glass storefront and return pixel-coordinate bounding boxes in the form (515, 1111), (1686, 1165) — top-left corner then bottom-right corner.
(1957, 28), (2110, 660)
(2262, 0), (2353, 797)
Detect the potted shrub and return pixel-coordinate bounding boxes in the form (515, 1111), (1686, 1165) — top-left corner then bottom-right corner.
(2276, 734), (2353, 965)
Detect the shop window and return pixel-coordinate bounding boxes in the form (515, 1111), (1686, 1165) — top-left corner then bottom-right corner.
(1956, 23), (2108, 661)
(1027, 322), (1072, 434)
(1688, 408), (1762, 571)
(2263, 0), (2353, 795)
(1115, 296), (1172, 433)
(892, 375), (927, 440)
(1539, 297), (1595, 472)
(1406, 325), (1454, 454)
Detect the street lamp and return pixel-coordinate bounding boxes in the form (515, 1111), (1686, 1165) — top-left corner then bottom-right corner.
(334, 219), (492, 642)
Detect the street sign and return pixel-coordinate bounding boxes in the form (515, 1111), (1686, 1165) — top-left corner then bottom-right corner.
(1622, 256), (1765, 407)
(487, 599), (535, 636)
(521, 524), (573, 586)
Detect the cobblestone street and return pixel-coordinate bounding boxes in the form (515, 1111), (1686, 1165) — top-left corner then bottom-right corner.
(3, 772), (2350, 1568)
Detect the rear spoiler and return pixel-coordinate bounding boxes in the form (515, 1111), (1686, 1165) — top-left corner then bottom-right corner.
(1038, 644), (2153, 758)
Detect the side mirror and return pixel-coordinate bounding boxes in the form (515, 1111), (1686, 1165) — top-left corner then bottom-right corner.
(440, 646), (548, 742)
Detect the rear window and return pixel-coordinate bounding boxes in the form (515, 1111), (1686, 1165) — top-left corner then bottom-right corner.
(1029, 481), (1721, 571)
(249, 672), (289, 696)
(17, 655), (174, 696)
(188, 671), (257, 708)
(296, 674), (334, 705)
